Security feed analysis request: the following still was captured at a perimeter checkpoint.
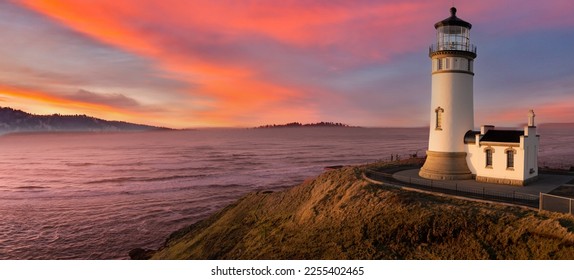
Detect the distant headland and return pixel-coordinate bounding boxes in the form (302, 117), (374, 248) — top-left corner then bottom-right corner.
(255, 122), (357, 129)
(0, 106), (169, 133)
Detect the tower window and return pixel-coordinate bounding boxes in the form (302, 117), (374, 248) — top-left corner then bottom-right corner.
(435, 107), (444, 130)
(437, 59), (442, 70)
(444, 58), (449, 69)
(506, 149), (515, 169)
(485, 148), (493, 168)
(468, 60), (473, 72)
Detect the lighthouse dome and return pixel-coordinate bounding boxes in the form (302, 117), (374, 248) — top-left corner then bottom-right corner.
(434, 7), (472, 29)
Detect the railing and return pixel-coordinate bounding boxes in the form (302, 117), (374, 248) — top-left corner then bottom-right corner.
(365, 169), (539, 208)
(429, 43), (477, 54)
(540, 193), (574, 215)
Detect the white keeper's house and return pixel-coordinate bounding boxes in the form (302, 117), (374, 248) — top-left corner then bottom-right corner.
(418, 7), (539, 186)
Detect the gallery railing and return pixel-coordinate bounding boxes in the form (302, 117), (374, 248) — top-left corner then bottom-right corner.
(429, 43), (477, 54)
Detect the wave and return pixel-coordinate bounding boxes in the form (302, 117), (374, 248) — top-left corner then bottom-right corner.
(160, 167), (219, 173)
(64, 162), (95, 167)
(14, 186), (50, 190)
(86, 174), (208, 185)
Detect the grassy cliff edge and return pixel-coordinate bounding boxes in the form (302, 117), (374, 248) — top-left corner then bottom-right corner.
(148, 160), (574, 259)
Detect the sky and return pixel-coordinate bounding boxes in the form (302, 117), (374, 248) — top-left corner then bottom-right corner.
(0, 0), (573, 128)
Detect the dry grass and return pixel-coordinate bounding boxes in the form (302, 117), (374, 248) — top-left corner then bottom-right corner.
(151, 161), (574, 260)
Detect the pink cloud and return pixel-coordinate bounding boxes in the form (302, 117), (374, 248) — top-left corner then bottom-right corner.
(16, 0), (444, 126)
(478, 97), (574, 127)
(11, 0), (574, 127)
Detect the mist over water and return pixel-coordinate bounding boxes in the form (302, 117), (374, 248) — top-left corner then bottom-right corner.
(0, 127), (571, 259)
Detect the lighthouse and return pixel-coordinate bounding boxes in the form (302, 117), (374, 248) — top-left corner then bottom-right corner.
(419, 7), (477, 180)
(418, 7), (539, 185)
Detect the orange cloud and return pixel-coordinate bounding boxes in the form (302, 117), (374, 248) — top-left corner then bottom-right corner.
(15, 1), (573, 127)
(17, 0), (437, 127)
(20, 1), (430, 49)
(0, 85), (164, 126)
(194, 78), (320, 126)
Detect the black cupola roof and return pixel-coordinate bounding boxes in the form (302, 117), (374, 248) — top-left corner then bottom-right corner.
(434, 7), (472, 29)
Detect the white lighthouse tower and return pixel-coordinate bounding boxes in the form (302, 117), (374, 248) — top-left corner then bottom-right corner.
(419, 7), (477, 180)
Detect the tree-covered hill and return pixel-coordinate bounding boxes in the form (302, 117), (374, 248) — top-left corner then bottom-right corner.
(0, 107), (167, 133)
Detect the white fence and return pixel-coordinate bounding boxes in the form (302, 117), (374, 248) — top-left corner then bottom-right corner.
(539, 193), (574, 215)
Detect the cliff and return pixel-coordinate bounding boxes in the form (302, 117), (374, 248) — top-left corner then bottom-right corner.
(148, 160), (574, 259)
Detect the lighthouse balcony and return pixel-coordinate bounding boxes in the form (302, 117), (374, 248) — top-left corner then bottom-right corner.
(429, 43), (477, 57)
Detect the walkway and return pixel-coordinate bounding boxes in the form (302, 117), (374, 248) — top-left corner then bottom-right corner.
(394, 169), (574, 196)
(365, 167), (574, 208)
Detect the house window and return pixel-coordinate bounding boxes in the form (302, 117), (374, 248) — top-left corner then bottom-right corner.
(435, 107), (444, 130)
(506, 149), (515, 169)
(485, 149), (493, 167)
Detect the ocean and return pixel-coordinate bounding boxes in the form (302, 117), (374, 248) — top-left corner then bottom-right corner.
(0, 127), (572, 259)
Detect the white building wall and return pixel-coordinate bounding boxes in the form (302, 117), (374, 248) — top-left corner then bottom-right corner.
(428, 72), (474, 152)
(465, 126), (539, 185)
(523, 126), (539, 180)
(467, 143), (524, 182)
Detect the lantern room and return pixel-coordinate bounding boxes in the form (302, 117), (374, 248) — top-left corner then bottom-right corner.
(430, 7), (476, 55)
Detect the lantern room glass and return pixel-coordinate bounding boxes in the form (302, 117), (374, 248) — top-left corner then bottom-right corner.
(436, 25), (470, 51)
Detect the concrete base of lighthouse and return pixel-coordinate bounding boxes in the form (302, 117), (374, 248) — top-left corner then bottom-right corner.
(419, 150), (473, 180)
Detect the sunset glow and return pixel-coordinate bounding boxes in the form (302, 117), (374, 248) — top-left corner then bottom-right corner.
(1, 0), (573, 128)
